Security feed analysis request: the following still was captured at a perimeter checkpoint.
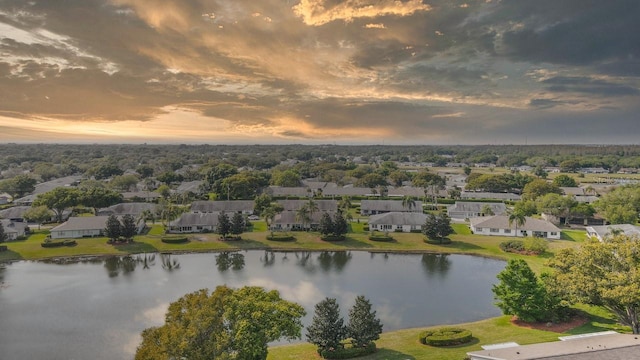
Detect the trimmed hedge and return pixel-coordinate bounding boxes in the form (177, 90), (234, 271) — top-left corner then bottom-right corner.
(418, 327), (472, 347)
(266, 234), (295, 242)
(319, 342), (376, 359)
(368, 235), (394, 242)
(41, 240), (77, 248)
(321, 235), (346, 242)
(161, 236), (189, 244)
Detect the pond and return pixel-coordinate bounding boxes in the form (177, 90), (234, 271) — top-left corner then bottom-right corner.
(0, 251), (505, 359)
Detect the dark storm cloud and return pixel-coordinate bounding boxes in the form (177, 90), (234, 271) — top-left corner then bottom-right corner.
(542, 76), (639, 97)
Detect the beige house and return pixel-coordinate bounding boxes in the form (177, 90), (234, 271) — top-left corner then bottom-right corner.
(469, 215), (561, 239)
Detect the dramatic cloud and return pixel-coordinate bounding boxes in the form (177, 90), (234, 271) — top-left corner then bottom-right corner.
(0, 0), (638, 144)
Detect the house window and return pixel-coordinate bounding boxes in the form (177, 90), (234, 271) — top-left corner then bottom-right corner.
(504, 229), (511, 234)
(476, 227), (482, 231)
(550, 232), (557, 236)
(490, 228), (499, 233)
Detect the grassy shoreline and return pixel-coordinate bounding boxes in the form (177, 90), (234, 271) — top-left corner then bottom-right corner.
(1, 223), (627, 358)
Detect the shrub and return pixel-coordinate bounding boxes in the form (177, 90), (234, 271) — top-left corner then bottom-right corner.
(499, 240), (525, 253)
(321, 235), (345, 242)
(319, 342), (376, 359)
(266, 234), (295, 241)
(368, 234), (394, 242)
(63, 240), (77, 246)
(161, 236), (189, 244)
(41, 240), (66, 248)
(363, 226), (369, 231)
(424, 238), (452, 245)
(0, 245), (7, 252)
(418, 327), (472, 347)
(524, 237), (548, 254)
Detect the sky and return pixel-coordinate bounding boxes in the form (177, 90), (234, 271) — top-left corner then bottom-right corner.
(0, 0), (639, 145)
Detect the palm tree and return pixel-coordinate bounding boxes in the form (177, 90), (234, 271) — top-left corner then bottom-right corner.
(508, 210), (527, 237)
(263, 204), (283, 235)
(306, 199), (319, 230)
(296, 205), (311, 231)
(402, 196), (416, 211)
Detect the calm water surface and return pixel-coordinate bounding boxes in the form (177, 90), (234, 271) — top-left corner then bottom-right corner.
(0, 251), (504, 359)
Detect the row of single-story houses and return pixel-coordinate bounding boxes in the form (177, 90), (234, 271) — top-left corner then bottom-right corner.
(49, 216), (146, 240)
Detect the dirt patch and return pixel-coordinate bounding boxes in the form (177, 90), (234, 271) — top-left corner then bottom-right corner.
(511, 315), (589, 333)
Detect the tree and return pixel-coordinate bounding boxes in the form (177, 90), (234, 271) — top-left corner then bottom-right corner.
(492, 259), (553, 323)
(136, 164), (154, 178)
(422, 213), (453, 243)
(33, 187), (80, 223)
(156, 184), (171, 199)
(402, 196), (416, 211)
(22, 205), (53, 229)
(230, 212), (245, 238)
(120, 214), (137, 242)
(347, 295), (383, 348)
(508, 210), (526, 237)
(295, 205), (311, 231)
(552, 174), (578, 187)
(272, 169), (301, 187)
(263, 203), (283, 232)
(0, 221), (7, 243)
(136, 286), (305, 360)
(307, 297), (348, 352)
(332, 211), (349, 237)
(0, 174), (37, 198)
(521, 179), (562, 201)
(109, 174), (140, 192)
(319, 212), (334, 236)
(480, 204), (495, 216)
(594, 184), (640, 224)
(533, 166), (548, 179)
(547, 235), (640, 334)
(79, 187), (123, 214)
(254, 193), (272, 215)
(217, 212), (231, 238)
(104, 214), (122, 242)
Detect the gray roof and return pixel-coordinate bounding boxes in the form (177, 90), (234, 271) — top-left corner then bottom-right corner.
(560, 187), (584, 196)
(175, 180), (203, 194)
(273, 210), (334, 225)
(0, 206), (32, 220)
(586, 224), (640, 239)
(97, 202), (158, 217)
(386, 187), (426, 197)
(448, 202), (507, 214)
(190, 200), (254, 213)
(322, 186), (372, 196)
(467, 332), (640, 360)
(469, 215), (560, 232)
(461, 192), (521, 201)
(369, 212), (427, 226)
(277, 200), (338, 212)
(361, 200), (423, 212)
(170, 212), (220, 227)
(33, 175), (83, 195)
(267, 186), (312, 197)
(0, 219), (27, 235)
(122, 191), (161, 200)
(51, 216), (111, 232)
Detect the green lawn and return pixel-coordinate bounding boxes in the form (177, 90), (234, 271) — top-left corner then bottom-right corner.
(268, 305), (626, 360)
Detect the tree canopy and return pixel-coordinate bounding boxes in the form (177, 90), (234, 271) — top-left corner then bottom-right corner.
(547, 235), (640, 334)
(136, 286), (305, 360)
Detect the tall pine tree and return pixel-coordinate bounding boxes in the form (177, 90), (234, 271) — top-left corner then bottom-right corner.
(347, 295), (383, 348)
(306, 297), (347, 351)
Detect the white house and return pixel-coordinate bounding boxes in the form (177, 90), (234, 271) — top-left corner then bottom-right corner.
(360, 200), (423, 216)
(0, 192), (12, 205)
(271, 210), (335, 231)
(50, 216), (144, 239)
(469, 215), (561, 239)
(0, 219), (28, 240)
(50, 216), (111, 239)
(447, 201), (507, 220)
(167, 212), (220, 233)
(586, 224), (640, 241)
(368, 212), (427, 233)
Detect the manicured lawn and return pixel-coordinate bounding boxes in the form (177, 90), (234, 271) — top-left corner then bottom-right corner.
(268, 306), (626, 360)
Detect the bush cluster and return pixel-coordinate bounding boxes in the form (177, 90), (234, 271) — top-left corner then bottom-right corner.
(41, 240), (77, 248)
(266, 234), (295, 241)
(368, 234), (394, 242)
(500, 238), (548, 255)
(418, 327), (472, 347)
(499, 240), (525, 252)
(318, 342), (376, 359)
(321, 235), (346, 242)
(0, 245), (7, 252)
(160, 236), (189, 244)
